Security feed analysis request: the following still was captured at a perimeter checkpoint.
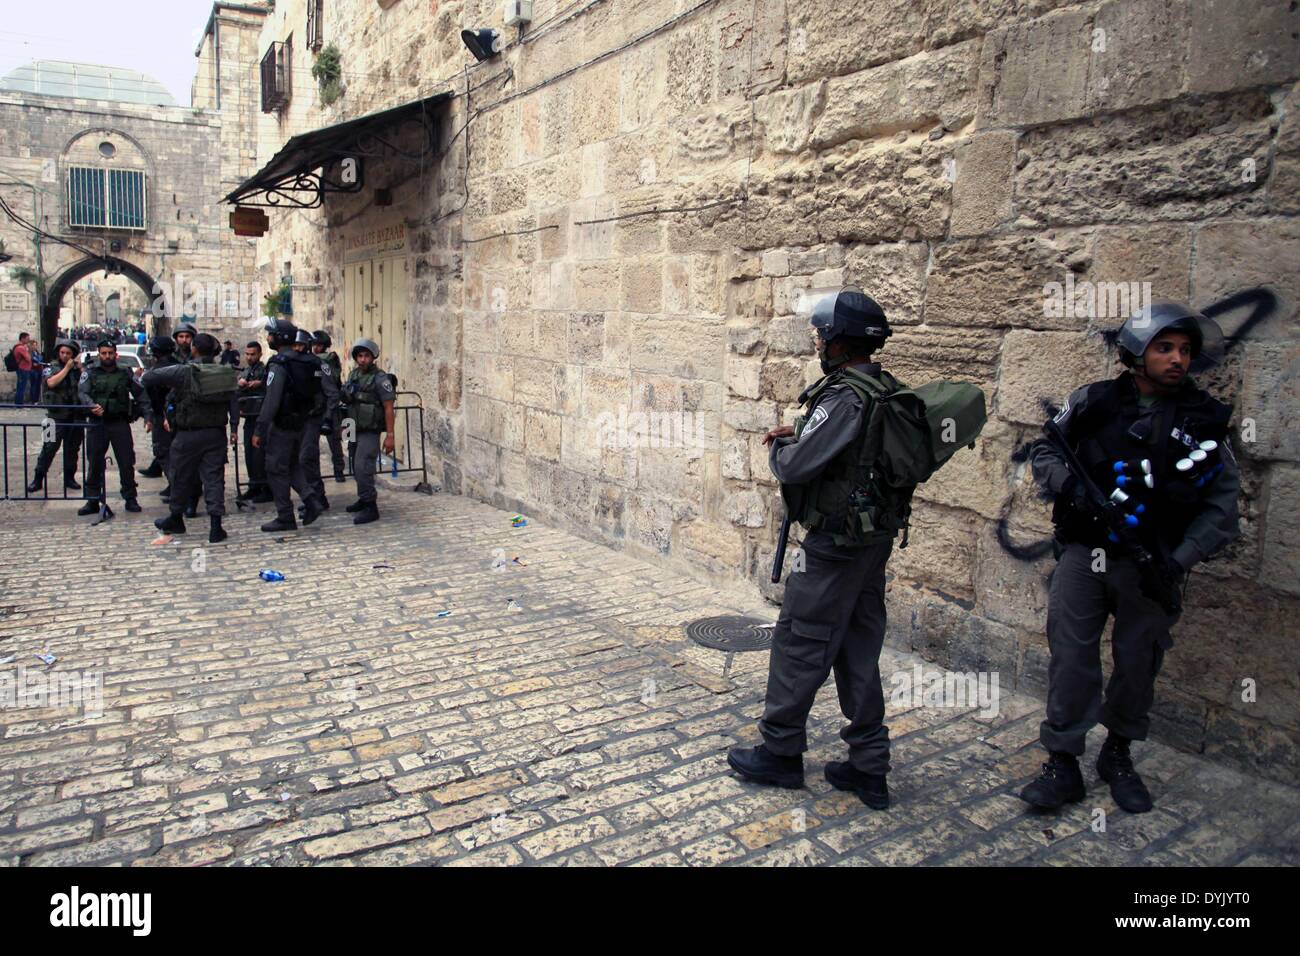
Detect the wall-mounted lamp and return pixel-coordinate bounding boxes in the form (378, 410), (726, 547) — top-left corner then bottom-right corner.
(461, 28), (502, 62)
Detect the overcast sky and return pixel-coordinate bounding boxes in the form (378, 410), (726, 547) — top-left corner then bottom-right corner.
(0, 0), (220, 107)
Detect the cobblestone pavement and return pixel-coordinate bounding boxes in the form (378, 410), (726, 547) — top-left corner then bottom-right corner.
(0, 424), (1296, 867)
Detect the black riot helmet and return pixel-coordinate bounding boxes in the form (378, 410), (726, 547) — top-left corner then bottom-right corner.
(264, 317), (298, 349)
(148, 335), (176, 356)
(293, 328), (314, 349)
(312, 330), (332, 349)
(803, 285), (892, 374)
(1117, 301), (1225, 373)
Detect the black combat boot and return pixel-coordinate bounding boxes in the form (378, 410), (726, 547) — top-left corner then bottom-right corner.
(159, 484), (171, 501)
(26, 474), (45, 494)
(137, 461), (163, 478)
(352, 502), (379, 525)
(1096, 734), (1153, 814)
(345, 499), (368, 513)
(1019, 751), (1086, 810)
(250, 487), (274, 503)
(124, 498), (142, 512)
(301, 497), (324, 526)
(209, 515), (227, 544)
(824, 761), (890, 810)
(184, 500), (199, 518)
(155, 512), (186, 534)
(726, 744), (804, 789)
(334, 468), (346, 483)
(261, 516), (297, 532)
(64, 477), (81, 490)
(77, 500), (99, 516)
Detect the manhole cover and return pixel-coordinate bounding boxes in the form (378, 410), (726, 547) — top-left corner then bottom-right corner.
(685, 615), (773, 652)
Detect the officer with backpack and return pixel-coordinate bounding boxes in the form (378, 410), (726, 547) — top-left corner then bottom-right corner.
(312, 330), (347, 483)
(340, 338), (396, 526)
(253, 319), (324, 533)
(138, 336), (180, 485)
(727, 287), (902, 808)
(144, 333), (238, 543)
(77, 338), (150, 516)
(727, 287), (986, 811)
(1020, 302), (1240, 815)
(27, 340), (84, 494)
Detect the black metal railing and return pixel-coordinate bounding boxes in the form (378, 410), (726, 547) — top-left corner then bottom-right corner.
(231, 390), (432, 501)
(0, 404), (98, 502)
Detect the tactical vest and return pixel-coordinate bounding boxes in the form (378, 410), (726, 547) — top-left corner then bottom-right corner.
(345, 369), (386, 432)
(324, 351), (342, 382)
(238, 361), (266, 418)
(145, 355), (180, 421)
(785, 366), (912, 548)
(1054, 373), (1232, 553)
(86, 366), (134, 422)
(270, 351), (320, 430)
(173, 362), (238, 430)
(41, 362), (82, 421)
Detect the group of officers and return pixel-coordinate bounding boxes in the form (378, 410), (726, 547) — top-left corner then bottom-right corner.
(27, 318), (397, 543)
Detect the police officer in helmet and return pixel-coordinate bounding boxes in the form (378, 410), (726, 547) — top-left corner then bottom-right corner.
(144, 333), (238, 542)
(138, 335), (179, 483)
(727, 286), (899, 810)
(253, 318), (325, 532)
(1022, 302), (1240, 814)
(235, 341), (271, 503)
(77, 338), (151, 516)
(312, 330), (347, 483)
(293, 328), (340, 515)
(341, 338), (396, 525)
(27, 339), (84, 494)
(173, 320), (198, 363)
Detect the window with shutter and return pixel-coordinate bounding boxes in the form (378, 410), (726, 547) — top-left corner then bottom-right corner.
(67, 166), (146, 230)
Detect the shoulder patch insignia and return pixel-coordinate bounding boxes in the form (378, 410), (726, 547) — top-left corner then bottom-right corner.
(802, 405), (829, 437)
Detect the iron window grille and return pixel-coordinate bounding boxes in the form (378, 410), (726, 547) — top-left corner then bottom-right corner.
(261, 41), (292, 113)
(66, 166), (147, 230)
(307, 0), (324, 52)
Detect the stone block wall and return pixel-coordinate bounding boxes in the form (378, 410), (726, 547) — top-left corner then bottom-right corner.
(248, 0), (1300, 781)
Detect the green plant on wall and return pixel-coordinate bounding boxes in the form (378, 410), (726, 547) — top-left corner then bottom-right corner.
(10, 265), (45, 295)
(312, 43), (343, 106)
(262, 278), (292, 318)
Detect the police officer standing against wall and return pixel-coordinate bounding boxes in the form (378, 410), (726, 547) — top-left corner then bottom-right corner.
(312, 330), (347, 483)
(253, 318), (324, 532)
(727, 287), (898, 810)
(144, 333), (238, 543)
(78, 338), (150, 516)
(138, 335), (179, 487)
(1021, 303), (1240, 814)
(27, 340), (84, 494)
(293, 328), (340, 513)
(341, 338), (396, 526)
(234, 341), (271, 503)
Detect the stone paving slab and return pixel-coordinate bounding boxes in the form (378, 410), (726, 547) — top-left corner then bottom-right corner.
(0, 426), (1296, 866)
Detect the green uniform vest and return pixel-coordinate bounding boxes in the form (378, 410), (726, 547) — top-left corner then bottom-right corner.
(87, 366), (134, 422)
(174, 363), (238, 430)
(42, 362), (82, 421)
(346, 368), (385, 432)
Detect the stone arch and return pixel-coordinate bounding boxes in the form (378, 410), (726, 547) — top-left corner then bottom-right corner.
(42, 255), (167, 347)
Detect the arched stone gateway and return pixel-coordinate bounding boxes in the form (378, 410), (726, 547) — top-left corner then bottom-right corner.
(41, 255), (169, 347)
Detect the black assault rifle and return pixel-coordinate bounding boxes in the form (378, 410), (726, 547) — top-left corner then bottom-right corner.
(1043, 418), (1183, 616)
(771, 514), (792, 583)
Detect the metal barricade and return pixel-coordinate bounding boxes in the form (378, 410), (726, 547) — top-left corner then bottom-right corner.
(231, 390), (432, 500)
(0, 403), (98, 502)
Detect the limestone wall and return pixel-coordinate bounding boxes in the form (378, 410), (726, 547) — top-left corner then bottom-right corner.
(246, 0), (1300, 781)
